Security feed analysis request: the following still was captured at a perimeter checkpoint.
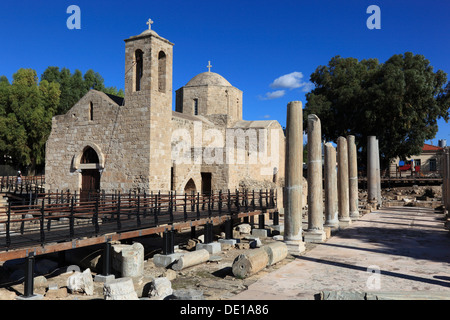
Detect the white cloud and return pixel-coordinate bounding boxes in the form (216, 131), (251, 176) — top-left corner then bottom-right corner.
(301, 82), (314, 92)
(263, 114), (271, 119)
(259, 90), (286, 100)
(270, 71), (313, 92)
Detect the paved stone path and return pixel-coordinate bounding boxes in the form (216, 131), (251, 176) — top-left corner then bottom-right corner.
(233, 206), (450, 300)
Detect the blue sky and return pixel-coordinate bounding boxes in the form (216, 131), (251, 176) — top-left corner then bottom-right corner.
(1, 0), (449, 145)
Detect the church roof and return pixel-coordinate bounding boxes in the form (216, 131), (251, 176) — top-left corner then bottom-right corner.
(185, 72), (232, 87)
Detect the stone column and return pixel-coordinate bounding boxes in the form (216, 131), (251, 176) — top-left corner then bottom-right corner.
(304, 114), (326, 242)
(347, 135), (360, 220)
(376, 138), (382, 207)
(337, 136), (351, 227)
(283, 101), (306, 253)
(367, 136), (378, 208)
(444, 147), (450, 214)
(447, 148), (450, 217)
(324, 142), (339, 230)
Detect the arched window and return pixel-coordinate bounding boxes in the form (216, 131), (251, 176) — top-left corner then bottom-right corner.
(135, 49), (144, 91)
(158, 51), (166, 93)
(81, 147), (99, 164)
(89, 101), (94, 121)
(193, 99), (199, 115)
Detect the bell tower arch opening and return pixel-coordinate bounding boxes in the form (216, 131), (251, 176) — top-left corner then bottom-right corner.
(135, 49), (144, 92)
(158, 50), (166, 93)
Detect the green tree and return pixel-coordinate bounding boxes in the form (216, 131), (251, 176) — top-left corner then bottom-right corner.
(304, 52), (449, 165)
(41, 67), (123, 115)
(0, 68), (60, 173)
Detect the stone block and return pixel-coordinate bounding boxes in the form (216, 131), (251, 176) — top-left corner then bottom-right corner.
(263, 242), (288, 266)
(251, 228), (269, 238)
(324, 226), (331, 239)
(67, 268), (94, 296)
(148, 277), (173, 300)
(236, 223), (252, 234)
(196, 242), (221, 255)
(103, 277), (139, 300)
(94, 274), (115, 283)
(172, 249), (209, 271)
(112, 242), (145, 277)
(169, 289), (204, 300)
(153, 253), (183, 268)
(218, 238), (238, 246)
(304, 230), (326, 243)
(232, 248), (269, 279)
(270, 224), (284, 234)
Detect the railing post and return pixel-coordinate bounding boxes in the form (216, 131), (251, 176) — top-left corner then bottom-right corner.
(196, 192), (200, 219)
(184, 193), (187, 221)
(227, 189), (231, 214)
(23, 253), (36, 298)
(225, 218), (232, 240)
(252, 190), (256, 211)
(259, 189), (263, 210)
(162, 229), (174, 255)
(169, 191), (174, 223)
(143, 191), (147, 218)
(218, 190), (222, 216)
(69, 196), (74, 239)
(153, 192), (158, 225)
(40, 201), (45, 246)
(258, 212), (265, 229)
(235, 189), (240, 212)
(116, 191), (121, 230)
(204, 221), (213, 244)
(93, 196), (99, 234)
(208, 193), (212, 218)
(273, 210), (279, 226)
(157, 191), (161, 218)
(245, 189), (249, 211)
(6, 202), (11, 248)
(103, 241), (112, 276)
(136, 194), (141, 227)
(191, 225), (196, 239)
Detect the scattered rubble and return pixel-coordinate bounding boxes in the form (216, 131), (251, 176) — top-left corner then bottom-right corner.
(0, 185), (444, 300)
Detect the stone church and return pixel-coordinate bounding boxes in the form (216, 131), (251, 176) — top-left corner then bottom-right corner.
(44, 22), (285, 197)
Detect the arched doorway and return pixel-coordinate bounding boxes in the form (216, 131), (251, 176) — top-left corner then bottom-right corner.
(184, 178), (196, 194)
(80, 146), (101, 201)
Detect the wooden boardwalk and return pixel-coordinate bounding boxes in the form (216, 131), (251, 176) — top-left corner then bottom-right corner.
(0, 189), (278, 261)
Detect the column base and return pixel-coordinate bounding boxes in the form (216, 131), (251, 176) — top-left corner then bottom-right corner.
(350, 211), (360, 220)
(339, 218), (352, 228)
(324, 219), (340, 231)
(283, 240), (306, 254)
(304, 229), (326, 243)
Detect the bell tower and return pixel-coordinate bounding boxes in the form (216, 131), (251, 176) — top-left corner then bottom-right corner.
(123, 20), (174, 191)
(124, 19), (173, 102)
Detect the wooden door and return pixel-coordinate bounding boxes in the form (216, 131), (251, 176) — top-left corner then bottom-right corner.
(81, 169), (100, 201)
(201, 172), (212, 195)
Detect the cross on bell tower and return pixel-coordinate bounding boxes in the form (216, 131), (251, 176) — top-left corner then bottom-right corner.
(207, 61), (212, 72)
(146, 18), (154, 30)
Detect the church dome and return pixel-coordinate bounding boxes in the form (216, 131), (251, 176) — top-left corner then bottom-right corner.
(185, 72), (232, 87)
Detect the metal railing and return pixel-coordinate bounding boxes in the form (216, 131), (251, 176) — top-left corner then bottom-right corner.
(0, 189), (277, 252)
(0, 175), (45, 195)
